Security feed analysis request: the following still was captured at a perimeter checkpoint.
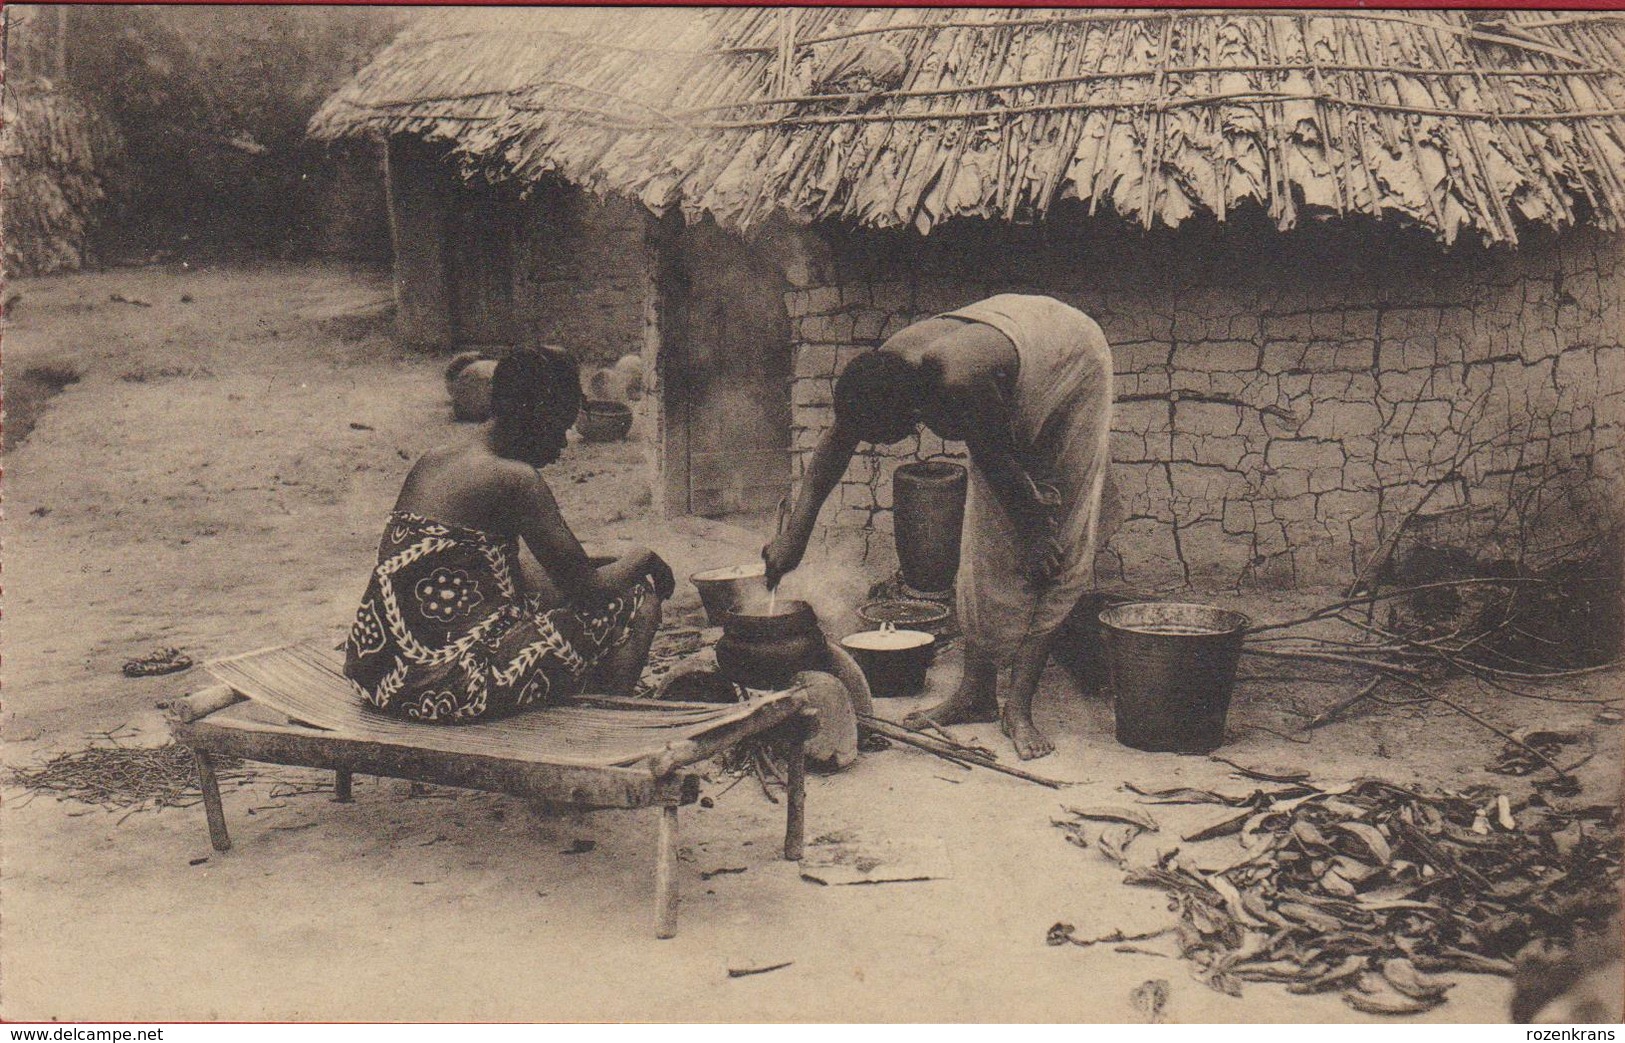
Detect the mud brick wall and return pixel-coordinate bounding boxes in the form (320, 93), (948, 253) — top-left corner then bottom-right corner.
(511, 184), (653, 367)
(784, 217), (1625, 589)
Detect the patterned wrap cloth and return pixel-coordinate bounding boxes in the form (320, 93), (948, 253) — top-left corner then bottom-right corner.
(344, 512), (646, 723)
(936, 294), (1120, 664)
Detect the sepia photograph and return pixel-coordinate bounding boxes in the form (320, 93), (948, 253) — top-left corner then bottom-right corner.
(2, 2), (1621, 1025)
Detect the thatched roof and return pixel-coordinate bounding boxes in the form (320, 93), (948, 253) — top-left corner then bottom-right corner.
(311, 8), (1625, 245)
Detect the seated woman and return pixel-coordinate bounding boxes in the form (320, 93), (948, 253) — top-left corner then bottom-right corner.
(344, 347), (675, 723)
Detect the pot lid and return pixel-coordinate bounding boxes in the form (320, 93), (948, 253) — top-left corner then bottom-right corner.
(841, 628), (934, 651)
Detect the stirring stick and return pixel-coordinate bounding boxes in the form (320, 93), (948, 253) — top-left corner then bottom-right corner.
(768, 494), (789, 614)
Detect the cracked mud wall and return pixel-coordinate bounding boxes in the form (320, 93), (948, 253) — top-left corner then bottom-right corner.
(489, 193), (1622, 589)
(782, 216), (1625, 590)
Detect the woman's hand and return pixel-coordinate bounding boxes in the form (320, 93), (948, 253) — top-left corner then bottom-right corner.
(762, 533), (805, 590)
(641, 551), (677, 601)
(1022, 481), (1065, 586)
(1026, 528), (1065, 586)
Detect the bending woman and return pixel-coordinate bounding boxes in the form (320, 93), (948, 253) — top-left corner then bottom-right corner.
(345, 347), (674, 723)
(764, 295), (1115, 760)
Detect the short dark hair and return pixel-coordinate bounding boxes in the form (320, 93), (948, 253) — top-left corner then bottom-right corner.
(833, 350), (923, 444)
(491, 346), (582, 433)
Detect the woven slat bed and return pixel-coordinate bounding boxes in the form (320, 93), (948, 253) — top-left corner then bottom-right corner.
(167, 643), (816, 937)
(205, 644), (784, 768)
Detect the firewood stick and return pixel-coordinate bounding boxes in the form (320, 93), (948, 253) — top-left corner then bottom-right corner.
(1246, 577), (1561, 636)
(1301, 678), (1386, 731)
(1344, 613), (1625, 683)
(1344, 471), (1459, 598)
(1240, 646), (1424, 677)
(856, 715), (1069, 789)
(1390, 677), (1576, 782)
(751, 747), (781, 805)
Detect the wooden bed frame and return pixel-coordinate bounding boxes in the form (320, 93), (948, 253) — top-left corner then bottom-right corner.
(167, 683), (816, 938)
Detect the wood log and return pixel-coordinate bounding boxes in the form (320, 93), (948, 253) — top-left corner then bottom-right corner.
(856, 715), (1070, 788)
(165, 684), (246, 724)
(783, 713), (811, 861)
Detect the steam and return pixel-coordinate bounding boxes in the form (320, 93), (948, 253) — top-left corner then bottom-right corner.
(769, 554), (870, 639)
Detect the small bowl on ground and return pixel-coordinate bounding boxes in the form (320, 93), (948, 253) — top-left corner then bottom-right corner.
(840, 623), (937, 698)
(576, 400), (634, 442)
(857, 598), (951, 635)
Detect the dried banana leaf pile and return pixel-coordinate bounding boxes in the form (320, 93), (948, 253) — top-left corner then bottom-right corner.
(1056, 779), (1622, 1015)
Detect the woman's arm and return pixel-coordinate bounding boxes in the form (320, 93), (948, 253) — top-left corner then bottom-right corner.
(942, 374), (1051, 525)
(763, 421), (861, 587)
(948, 381), (1064, 581)
(508, 469), (671, 603)
(963, 430), (1055, 526)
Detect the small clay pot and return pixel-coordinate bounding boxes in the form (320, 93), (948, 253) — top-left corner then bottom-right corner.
(715, 598), (828, 690)
(576, 400), (634, 442)
(449, 359), (497, 422)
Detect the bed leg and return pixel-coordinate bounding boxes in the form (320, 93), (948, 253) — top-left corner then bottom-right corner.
(784, 719), (808, 862)
(333, 770), (354, 803)
(655, 802), (680, 939)
(194, 751), (231, 852)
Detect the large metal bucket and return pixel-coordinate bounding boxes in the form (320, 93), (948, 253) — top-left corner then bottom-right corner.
(1100, 602), (1250, 754)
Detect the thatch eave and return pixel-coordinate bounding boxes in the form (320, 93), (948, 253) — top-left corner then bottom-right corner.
(311, 8), (1625, 247)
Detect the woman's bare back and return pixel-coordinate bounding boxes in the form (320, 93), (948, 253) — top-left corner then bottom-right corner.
(393, 443), (537, 538)
(882, 316), (1019, 441)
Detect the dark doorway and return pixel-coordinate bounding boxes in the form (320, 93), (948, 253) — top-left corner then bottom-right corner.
(447, 184), (515, 346)
(658, 220), (793, 518)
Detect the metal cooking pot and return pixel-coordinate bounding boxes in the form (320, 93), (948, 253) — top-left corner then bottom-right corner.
(840, 622), (936, 698)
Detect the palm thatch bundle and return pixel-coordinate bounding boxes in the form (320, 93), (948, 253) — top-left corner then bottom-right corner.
(1, 83), (123, 276)
(310, 8), (1625, 245)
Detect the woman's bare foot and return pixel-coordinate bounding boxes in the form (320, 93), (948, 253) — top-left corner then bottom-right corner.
(1000, 705), (1054, 760)
(904, 690), (998, 728)
(907, 648), (1000, 729)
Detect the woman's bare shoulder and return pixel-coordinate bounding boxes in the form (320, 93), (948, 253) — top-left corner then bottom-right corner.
(407, 443), (544, 501)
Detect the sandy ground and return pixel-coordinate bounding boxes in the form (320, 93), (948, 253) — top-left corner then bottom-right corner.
(2, 261), (1619, 1022)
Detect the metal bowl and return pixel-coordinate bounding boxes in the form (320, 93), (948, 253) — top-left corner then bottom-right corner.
(689, 562), (767, 626)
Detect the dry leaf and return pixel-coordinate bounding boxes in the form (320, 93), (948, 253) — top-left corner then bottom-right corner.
(1343, 986), (1444, 1016)
(1064, 803), (1161, 833)
(1382, 957), (1455, 1000)
(1319, 867), (1357, 897)
(1183, 806), (1255, 842)
(1097, 822), (1142, 866)
(1335, 821), (1393, 865)
(1123, 782), (1250, 805)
